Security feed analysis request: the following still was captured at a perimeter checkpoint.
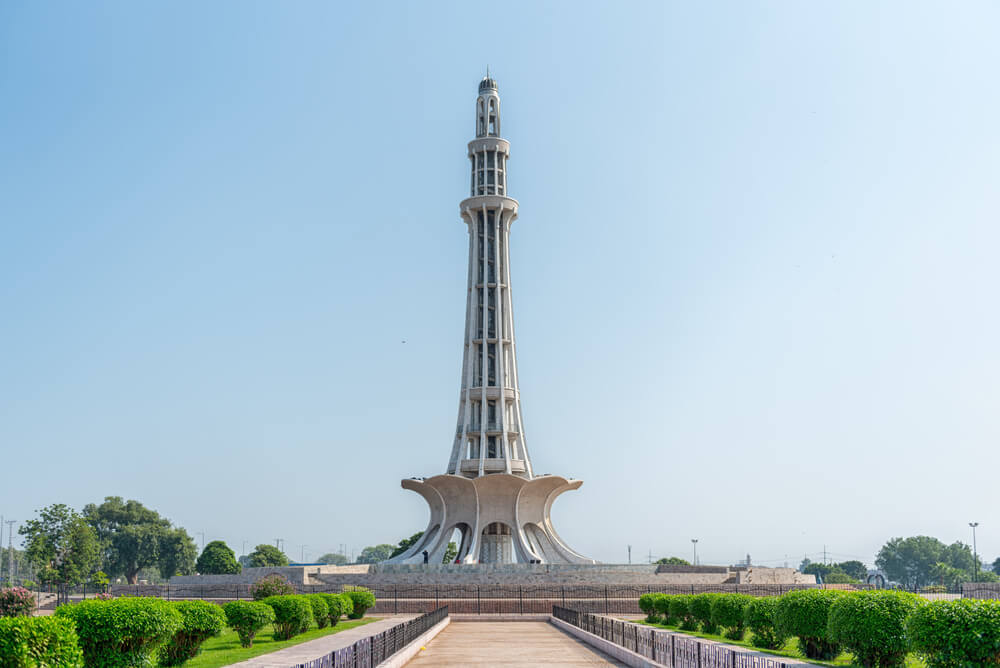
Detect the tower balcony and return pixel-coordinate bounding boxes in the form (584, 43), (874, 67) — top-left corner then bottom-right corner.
(459, 458), (527, 474)
(456, 423), (521, 436)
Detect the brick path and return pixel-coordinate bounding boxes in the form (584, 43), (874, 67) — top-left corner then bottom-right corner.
(405, 621), (627, 666)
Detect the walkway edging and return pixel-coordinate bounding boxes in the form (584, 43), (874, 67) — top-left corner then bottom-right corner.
(550, 616), (658, 668)
(377, 617), (450, 668)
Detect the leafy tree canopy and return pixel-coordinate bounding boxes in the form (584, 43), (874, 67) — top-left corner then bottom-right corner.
(317, 553), (348, 566)
(993, 557), (1000, 576)
(20, 504), (100, 585)
(442, 542), (458, 564)
(836, 560), (868, 581)
(390, 532), (424, 558)
(248, 544), (289, 568)
(877, 536), (982, 589)
(196, 541), (241, 575)
(656, 557), (691, 566)
(81, 497), (195, 583)
(357, 544), (395, 564)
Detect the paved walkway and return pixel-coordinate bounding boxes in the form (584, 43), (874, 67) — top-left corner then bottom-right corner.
(230, 615), (415, 667)
(405, 621), (628, 666)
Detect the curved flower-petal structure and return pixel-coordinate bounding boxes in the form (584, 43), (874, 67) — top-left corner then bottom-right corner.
(389, 473), (594, 564)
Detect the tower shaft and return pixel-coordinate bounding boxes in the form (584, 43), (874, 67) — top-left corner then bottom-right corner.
(447, 77), (532, 480)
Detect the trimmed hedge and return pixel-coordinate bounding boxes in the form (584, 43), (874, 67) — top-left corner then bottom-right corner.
(318, 593), (347, 627)
(159, 600), (227, 665)
(668, 594), (698, 631)
(222, 600), (275, 648)
(908, 598), (1000, 667)
(0, 587), (37, 617)
(711, 593), (752, 640)
(339, 593), (355, 619)
(262, 595), (314, 640)
(691, 593), (719, 633)
(775, 588), (845, 660)
(0, 616), (84, 667)
(652, 594), (675, 626)
(55, 597), (182, 667)
(827, 590), (921, 668)
(305, 594), (330, 629)
(344, 588), (376, 619)
(639, 593), (661, 623)
(250, 574), (295, 601)
(744, 596), (788, 650)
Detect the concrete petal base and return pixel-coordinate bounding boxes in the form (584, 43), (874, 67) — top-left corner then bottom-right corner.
(389, 473), (595, 565)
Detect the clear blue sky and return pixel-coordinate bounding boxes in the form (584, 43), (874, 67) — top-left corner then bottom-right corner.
(2, 1), (998, 568)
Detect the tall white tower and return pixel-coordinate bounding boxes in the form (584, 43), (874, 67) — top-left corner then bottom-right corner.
(389, 77), (594, 565)
(445, 74), (531, 481)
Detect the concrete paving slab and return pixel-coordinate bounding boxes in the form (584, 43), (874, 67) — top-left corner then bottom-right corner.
(405, 621), (628, 666)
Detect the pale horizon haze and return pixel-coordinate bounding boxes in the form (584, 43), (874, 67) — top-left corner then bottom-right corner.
(2, 1), (998, 569)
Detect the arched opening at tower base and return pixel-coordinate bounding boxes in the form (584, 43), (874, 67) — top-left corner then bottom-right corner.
(479, 522), (514, 564)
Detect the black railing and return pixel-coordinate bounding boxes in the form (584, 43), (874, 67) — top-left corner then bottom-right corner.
(295, 605), (448, 668)
(553, 605), (805, 668)
(95, 582), (989, 615)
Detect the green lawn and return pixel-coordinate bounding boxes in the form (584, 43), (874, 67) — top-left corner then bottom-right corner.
(183, 617), (379, 668)
(633, 619), (927, 668)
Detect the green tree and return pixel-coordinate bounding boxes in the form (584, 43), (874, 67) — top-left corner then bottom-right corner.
(248, 544), (289, 567)
(656, 557), (691, 566)
(317, 553), (348, 565)
(823, 571), (859, 584)
(442, 542), (458, 563)
(802, 562), (835, 580)
(992, 557), (1000, 576)
(196, 541), (241, 574)
(357, 544), (394, 564)
(390, 532), (424, 558)
(20, 504), (99, 586)
(82, 497), (195, 584)
(835, 560), (868, 581)
(876, 536), (948, 589)
(158, 528), (197, 579)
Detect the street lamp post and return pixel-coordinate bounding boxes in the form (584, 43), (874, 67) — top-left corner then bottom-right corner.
(691, 539), (698, 566)
(970, 522), (980, 582)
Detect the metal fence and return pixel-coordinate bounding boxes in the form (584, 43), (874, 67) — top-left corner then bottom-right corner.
(105, 583), (884, 615)
(294, 606), (448, 668)
(552, 605), (804, 668)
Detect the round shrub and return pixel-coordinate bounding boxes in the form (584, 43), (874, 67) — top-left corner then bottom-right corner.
(250, 574), (295, 601)
(908, 598), (1000, 667)
(339, 593), (354, 619)
(653, 594), (675, 626)
(827, 590), (921, 668)
(744, 596), (788, 650)
(55, 596), (182, 667)
(775, 589), (845, 660)
(159, 600), (227, 665)
(0, 587), (37, 617)
(344, 588), (376, 619)
(305, 594), (330, 629)
(711, 593), (752, 640)
(318, 593), (345, 626)
(669, 594), (697, 631)
(691, 593), (720, 634)
(639, 593), (661, 623)
(222, 600), (275, 648)
(262, 595), (314, 640)
(0, 616), (84, 667)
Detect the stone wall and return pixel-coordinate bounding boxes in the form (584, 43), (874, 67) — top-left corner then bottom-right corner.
(167, 562), (815, 588)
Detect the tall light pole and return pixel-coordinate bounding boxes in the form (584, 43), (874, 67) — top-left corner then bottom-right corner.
(197, 532), (205, 552)
(5, 521), (16, 586)
(970, 522), (980, 582)
(691, 539), (698, 566)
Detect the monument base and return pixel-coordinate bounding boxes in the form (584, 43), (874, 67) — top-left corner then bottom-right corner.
(388, 473), (595, 565)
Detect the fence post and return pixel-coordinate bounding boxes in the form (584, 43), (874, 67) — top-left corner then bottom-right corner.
(435, 585), (439, 611)
(477, 585), (481, 615)
(562, 586), (565, 608)
(519, 585), (523, 615)
(394, 584), (398, 615)
(605, 586), (609, 615)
